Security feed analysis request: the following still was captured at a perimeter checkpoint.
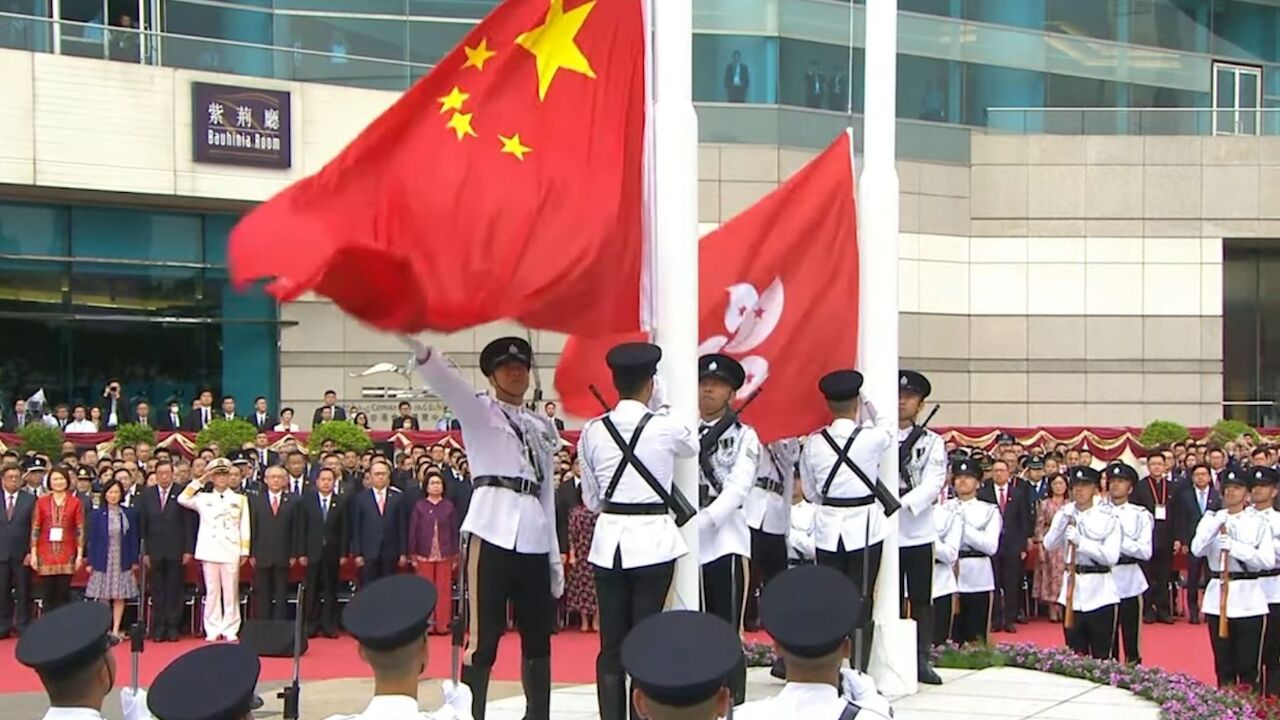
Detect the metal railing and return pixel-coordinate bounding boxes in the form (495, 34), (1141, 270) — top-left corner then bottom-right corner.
(987, 107), (1280, 137)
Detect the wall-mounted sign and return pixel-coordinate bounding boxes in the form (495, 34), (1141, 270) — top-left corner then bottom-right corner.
(192, 82), (291, 169)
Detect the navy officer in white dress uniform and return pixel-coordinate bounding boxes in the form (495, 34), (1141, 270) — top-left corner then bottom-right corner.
(409, 336), (562, 720)
(577, 342), (699, 720)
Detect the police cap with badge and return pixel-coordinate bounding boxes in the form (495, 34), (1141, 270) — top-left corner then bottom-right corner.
(819, 370), (863, 402)
(899, 370), (931, 399)
(621, 610), (743, 709)
(480, 336), (533, 377)
(16, 602), (118, 680)
(951, 457), (982, 479)
(148, 644), (260, 720)
(344, 574), (439, 648)
(1249, 466), (1279, 489)
(607, 342), (662, 383)
(1025, 455), (1046, 471)
(1104, 461), (1139, 485)
(1221, 467), (1250, 489)
(761, 565), (861, 658)
(699, 354), (745, 390)
(1068, 465), (1102, 486)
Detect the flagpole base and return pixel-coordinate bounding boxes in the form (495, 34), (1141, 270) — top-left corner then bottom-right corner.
(868, 617), (918, 697)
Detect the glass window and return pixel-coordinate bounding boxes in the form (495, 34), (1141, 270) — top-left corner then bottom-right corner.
(1213, 0), (1280, 64)
(408, 0), (500, 19)
(779, 38), (859, 112)
(900, 0), (953, 17)
(407, 17), (469, 66)
(0, 202), (67, 255)
(963, 62), (1045, 127)
(693, 34), (777, 104)
(1130, 0), (1207, 53)
(899, 54), (954, 122)
(963, 0), (1046, 31)
(1045, 0), (1114, 41)
(0, 0), (52, 52)
(69, 206), (201, 262)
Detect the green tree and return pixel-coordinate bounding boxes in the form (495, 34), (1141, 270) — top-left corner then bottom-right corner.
(195, 418), (258, 457)
(307, 420), (373, 454)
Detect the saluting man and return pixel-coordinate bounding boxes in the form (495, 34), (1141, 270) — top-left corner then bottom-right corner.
(799, 369), (894, 672)
(1192, 467), (1276, 692)
(577, 342), (699, 720)
(696, 353), (760, 705)
(1043, 466), (1121, 660)
(1103, 461), (1153, 665)
(410, 336), (563, 720)
(896, 370), (945, 684)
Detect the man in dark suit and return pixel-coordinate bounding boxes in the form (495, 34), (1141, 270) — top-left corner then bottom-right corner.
(250, 466), (301, 620)
(2, 398), (30, 432)
(978, 459), (1032, 633)
(251, 433), (280, 471)
(98, 380), (129, 430)
(543, 401), (565, 432)
(1132, 449), (1179, 624)
(298, 467), (348, 637)
(183, 389), (215, 431)
(218, 395), (240, 423)
(284, 451), (310, 497)
(348, 459), (408, 588)
(249, 397), (273, 432)
(723, 49), (749, 103)
(391, 401), (420, 431)
(132, 400), (155, 429)
(138, 460), (194, 641)
(0, 465), (34, 637)
(1175, 463), (1221, 624)
(311, 390), (346, 427)
(160, 400), (184, 432)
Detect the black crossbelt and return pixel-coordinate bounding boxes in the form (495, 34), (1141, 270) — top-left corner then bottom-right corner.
(818, 427), (865, 499)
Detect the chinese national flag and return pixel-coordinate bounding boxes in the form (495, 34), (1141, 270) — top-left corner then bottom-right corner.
(229, 0), (646, 335)
(554, 132), (859, 442)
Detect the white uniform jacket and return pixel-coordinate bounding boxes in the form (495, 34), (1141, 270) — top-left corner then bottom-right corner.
(1110, 501), (1153, 600)
(321, 694), (468, 720)
(932, 500), (964, 599)
(416, 351), (560, 558)
(955, 497), (1001, 593)
(744, 438), (800, 536)
(735, 675), (892, 720)
(800, 412), (894, 553)
(1192, 507), (1276, 618)
(178, 485), (250, 564)
(1044, 502), (1121, 612)
(696, 418), (759, 563)
(897, 426), (946, 547)
(578, 399), (699, 570)
(1259, 507), (1280, 604)
(788, 499), (817, 563)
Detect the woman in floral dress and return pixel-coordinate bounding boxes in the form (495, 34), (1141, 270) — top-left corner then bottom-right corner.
(565, 493), (598, 632)
(86, 479), (140, 638)
(1033, 473), (1070, 622)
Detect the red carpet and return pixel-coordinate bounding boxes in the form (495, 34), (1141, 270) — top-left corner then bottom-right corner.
(0, 620), (1216, 694)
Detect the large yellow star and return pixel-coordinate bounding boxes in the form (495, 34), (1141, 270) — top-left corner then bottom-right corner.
(498, 133), (533, 160)
(515, 0), (597, 101)
(438, 86), (469, 114)
(462, 38), (496, 71)
(446, 112), (477, 141)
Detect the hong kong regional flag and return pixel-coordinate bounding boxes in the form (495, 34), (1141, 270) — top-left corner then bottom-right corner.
(230, 0), (646, 335)
(555, 132), (860, 442)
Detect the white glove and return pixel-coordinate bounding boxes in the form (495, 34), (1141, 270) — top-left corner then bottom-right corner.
(1064, 525), (1081, 546)
(550, 559), (565, 599)
(400, 335), (432, 370)
(839, 668), (894, 717)
(441, 679), (474, 719)
(121, 687), (152, 720)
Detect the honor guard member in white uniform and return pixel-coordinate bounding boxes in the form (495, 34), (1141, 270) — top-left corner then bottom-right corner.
(620, 611), (744, 720)
(146, 644), (260, 720)
(177, 457), (251, 642)
(1043, 466), (1121, 659)
(17, 602), (120, 720)
(695, 353), (759, 704)
(321, 575), (473, 720)
(799, 369), (894, 671)
(929, 466), (964, 646)
(1102, 461), (1152, 665)
(948, 458), (1001, 645)
(738, 565), (893, 720)
(743, 436), (800, 631)
(577, 342), (699, 720)
(896, 370), (946, 684)
(410, 336), (563, 720)
(1249, 467), (1280, 696)
(1192, 467), (1276, 691)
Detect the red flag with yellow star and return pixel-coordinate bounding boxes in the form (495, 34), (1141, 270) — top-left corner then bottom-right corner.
(228, 0), (646, 335)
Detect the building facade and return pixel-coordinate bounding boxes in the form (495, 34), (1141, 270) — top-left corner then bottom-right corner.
(0, 0), (1278, 427)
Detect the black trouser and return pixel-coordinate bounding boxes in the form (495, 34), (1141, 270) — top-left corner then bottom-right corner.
(1186, 555), (1208, 620)
(954, 592), (991, 645)
(1112, 595), (1142, 664)
(1142, 520), (1173, 618)
(931, 594), (954, 646)
(1207, 614), (1266, 691)
(992, 549), (1022, 627)
(817, 539), (883, 671)
(358, 553), (398, 588)
(253, 565), (289, 620)
(1064, 604), (1117, 659)
(594, 553), (675, 720)
(745, 529), (786, 629)
(41, 574), (71, 611)
(303, 550), (340, 635)
(1264, 604), (1280, 696)
(149, 556), (184, 636)
(702, 554), (748, 704)
(0, 559), (30, 634)
(900, 543), (934, 656)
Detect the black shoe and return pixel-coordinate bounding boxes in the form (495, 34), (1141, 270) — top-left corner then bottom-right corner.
(1143, 611), (1156, 624)
(1015, 612), (1028, 624)
(461, 664), (491, 720)
(521, 657), (552, 720)
(0, 631), (11, 640)
(306, 628), (320, 639)
(323, 628), (339, 639)
(1158, 613), (1175, 625)
(1003, 624), (1017, 634)
(770, 657), (787, 680)
(1190, 614), (1201, 625)
(918, 658), (943, 685)
(250, 695), (264, 710)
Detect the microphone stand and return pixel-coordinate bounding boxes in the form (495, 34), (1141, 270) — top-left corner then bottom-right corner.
(130, 537), (147, 694)
(279, 583), (304, 719)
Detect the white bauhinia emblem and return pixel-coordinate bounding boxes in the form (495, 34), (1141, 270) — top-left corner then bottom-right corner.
(698, 278), (784, 399)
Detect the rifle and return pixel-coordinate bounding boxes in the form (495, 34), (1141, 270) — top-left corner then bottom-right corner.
(1219, 521), (1231, 639)
(278, 583), (304, 719)
(899, 404), (941, 489)
(452, 534), (470, 683)
(1063, 515), (1077, 630)
(698, 388), (764, 499)
(129, 537), (146, 695)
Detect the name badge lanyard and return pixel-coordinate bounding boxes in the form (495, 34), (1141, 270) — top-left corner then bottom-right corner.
(1148, 477), (1168, 521)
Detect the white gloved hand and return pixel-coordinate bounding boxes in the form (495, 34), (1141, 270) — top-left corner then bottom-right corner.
(441, 679), (474, 719)
(839, 668), (894, 717)
(120, 687), (153, 720)
(550, 560), (565, 599)
(1064, 525), (1081, 546)
(400, 335), (433, 370)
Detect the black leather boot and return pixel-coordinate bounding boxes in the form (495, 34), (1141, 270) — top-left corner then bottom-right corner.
(769, 656), (787, 680)
(918, 652), (943, 685)
(521, 657), (552, 720)
(461, 664), (491, 720)
(595, 669), (627, 720)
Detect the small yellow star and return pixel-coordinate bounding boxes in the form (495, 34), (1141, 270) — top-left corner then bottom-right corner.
(446, 112), (477, 141)
(462, 38), (497, 71)
(498, 133), (533, 160)
(516, 0), (597, 101)
(437, 86), (469, 114)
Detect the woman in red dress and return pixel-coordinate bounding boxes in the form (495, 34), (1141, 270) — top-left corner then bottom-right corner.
(30, 466), (85, 611)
